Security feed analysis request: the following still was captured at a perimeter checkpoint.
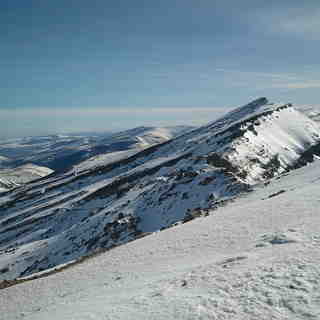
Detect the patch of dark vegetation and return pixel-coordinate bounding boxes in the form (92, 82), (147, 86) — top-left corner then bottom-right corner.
(207, 153), (248, 179)
(174, 169), (198, 181)
(207, 153), (237, 172)
(84, 215), (142, 252)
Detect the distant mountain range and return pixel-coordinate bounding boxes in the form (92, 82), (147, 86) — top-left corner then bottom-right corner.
(0, 126), (192, 192)
(0, 126), (192, 171)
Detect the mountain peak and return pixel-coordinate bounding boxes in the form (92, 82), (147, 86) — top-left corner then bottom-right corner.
(247, 96), (268, 106)
(219, 97), (270, 122)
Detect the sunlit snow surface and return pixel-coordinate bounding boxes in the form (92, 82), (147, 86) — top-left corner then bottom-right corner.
(0, 164), (53, 192)
(1, 159), (320, 320)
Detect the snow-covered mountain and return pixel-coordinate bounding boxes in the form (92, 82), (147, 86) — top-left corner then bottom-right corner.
(0, 97), (320, 282)
(0, 126), (192, 172)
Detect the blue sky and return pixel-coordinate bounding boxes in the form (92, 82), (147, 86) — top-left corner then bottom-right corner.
(1, 0), (320, 138)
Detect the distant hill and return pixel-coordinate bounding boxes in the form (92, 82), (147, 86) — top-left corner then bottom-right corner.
(0, 126), (193, 173)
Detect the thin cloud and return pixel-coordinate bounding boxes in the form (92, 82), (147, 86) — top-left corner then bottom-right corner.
(277, 12), (320, 37)
(215, 69), (300, 81)
(0, 107), (227, 117)
(271, 82), (320, 89)
(215, 68), (320, 90)
(257, 7), (320, 39)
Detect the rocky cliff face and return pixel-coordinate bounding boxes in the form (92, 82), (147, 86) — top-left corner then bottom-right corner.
(1, 98), (320, 280)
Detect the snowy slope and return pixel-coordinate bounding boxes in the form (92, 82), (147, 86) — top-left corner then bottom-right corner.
(0, 164), (53, 193)
(297, 104), (320, 123)
(1, 159), (320, 320)
(74, 126), (192, 172)
(0, 98), (320, 281)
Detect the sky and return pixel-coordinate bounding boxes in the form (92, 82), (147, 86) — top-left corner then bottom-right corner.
(1, 0), (320, 139)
